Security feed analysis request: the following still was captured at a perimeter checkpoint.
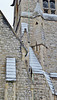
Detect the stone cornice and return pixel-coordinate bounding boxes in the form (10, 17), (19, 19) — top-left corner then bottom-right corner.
(21, 2), (57, 21)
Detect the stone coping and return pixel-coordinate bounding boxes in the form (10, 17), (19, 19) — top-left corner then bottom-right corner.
(21, 2), (57, 21)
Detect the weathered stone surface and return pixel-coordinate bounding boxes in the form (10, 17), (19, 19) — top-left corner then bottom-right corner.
(0, 11), (32, 100)
(0, 0), (57, 100)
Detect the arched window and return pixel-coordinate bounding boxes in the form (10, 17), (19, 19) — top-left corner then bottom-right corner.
(50, 2), (55, 9)
(50, 0), (55, 14)
(43, 0), (56, 14)
(43, 0), (48, 13)
(43, 1), (48, 8)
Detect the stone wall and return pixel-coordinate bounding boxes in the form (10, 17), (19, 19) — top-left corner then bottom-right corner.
(0, 12), (32, 100)
(29, 16), (57, 74)
(22, 15), (57, 74)
(33, 74), (50, 100)
(21, 14), (57, 99)
(0, 0), (57, 99)
(21, 0), (37, 12)
(0, 12), (21, 100)
(43, 20), (57, 73)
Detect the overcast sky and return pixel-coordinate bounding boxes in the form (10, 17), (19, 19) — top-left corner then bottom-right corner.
(0, 0), (14, 26)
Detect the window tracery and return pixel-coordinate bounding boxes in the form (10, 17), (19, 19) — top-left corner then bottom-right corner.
(43, 0), (55, 14)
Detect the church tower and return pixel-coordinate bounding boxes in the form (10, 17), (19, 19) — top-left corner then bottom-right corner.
(0, 0), (57, 100)
(11, 0), (57, 100)
(11, 0), (57, 38)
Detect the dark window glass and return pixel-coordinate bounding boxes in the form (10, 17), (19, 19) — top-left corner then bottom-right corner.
(43, 1), (48, 8)
(51, 10), (55, 14)
(50, 0), (55, 3)
(43, 0), (56, 14)
(44, 9), (48, 13)
(43, 0), (48, 1)
(50, 2), (55, 9)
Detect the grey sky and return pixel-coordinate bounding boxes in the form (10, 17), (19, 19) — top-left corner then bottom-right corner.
(0, 0), (14, 26)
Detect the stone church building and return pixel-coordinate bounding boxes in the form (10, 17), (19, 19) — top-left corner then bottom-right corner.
(0, 0), (57, 100)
